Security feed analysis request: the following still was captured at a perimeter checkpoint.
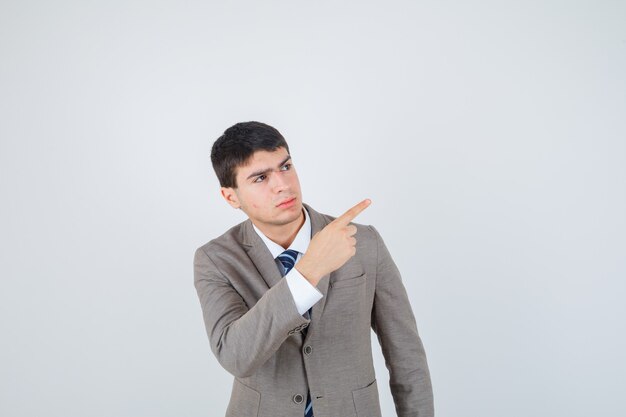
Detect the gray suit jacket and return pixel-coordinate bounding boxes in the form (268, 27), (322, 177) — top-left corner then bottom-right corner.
(193, 203), (434, 417)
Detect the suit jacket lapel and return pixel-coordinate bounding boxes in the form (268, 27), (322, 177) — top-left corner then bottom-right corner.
(240, 219), (284, 289)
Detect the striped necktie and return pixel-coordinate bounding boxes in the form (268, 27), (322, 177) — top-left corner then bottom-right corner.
(277, 249), (299, 275)
(277, 249), (314, 417)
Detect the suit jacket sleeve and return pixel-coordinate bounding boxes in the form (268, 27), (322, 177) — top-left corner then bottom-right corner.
(193, 246), (310, 378)
(369, 225), (435, 417)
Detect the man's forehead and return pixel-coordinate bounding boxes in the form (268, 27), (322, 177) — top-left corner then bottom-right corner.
(238, 148), (290, 174)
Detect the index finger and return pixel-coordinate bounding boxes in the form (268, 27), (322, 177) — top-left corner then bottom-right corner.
(334, 199), (372, 226)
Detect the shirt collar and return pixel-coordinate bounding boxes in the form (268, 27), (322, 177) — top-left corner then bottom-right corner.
(252, 207), (311, 258)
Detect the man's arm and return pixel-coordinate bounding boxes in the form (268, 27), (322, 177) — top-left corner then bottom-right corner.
(193, 247), (310, 378)
(369, 225), (434, 417)
(194, 200), (370, 378)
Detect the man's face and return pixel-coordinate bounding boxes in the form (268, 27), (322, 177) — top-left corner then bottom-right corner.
(220, 147), (303, 230)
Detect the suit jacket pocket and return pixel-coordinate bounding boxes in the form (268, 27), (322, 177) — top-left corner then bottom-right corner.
(330, 272), (366, 289)
(352, 379), (382, 417)
(226, 379), (260, 417)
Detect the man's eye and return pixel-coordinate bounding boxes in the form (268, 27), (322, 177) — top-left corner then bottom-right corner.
(254, 175), (266, 183)
(281, 164), (292, 171)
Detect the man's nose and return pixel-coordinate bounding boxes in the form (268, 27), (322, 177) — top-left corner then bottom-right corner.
(270, 171), (289, 192)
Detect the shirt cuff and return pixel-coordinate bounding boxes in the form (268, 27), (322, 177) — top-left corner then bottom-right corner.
(285, 266), (323, 316)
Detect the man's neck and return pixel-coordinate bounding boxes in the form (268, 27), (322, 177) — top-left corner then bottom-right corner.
(254, 209), (305, 250)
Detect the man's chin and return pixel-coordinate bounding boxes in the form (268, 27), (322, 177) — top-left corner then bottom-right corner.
(273, 204), (304, 225)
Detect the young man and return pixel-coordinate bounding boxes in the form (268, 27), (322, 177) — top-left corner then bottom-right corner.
(194, 121), (434, 417)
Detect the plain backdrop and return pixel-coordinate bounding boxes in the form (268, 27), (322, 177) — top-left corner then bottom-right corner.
(1, 1), (625, 416)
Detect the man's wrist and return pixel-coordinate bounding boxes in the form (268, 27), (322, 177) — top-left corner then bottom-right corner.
(294, 258), (323, 286)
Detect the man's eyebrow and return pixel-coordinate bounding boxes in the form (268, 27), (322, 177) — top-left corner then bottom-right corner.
(246, 155), (292, 180)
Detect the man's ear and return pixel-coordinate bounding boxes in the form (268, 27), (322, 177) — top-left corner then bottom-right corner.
(220, 187), (241, 209)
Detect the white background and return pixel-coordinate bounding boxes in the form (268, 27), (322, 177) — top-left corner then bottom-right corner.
(1, 1), (625, 416)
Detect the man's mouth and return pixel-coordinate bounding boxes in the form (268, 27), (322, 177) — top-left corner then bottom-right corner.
(276, 197), (296, 207)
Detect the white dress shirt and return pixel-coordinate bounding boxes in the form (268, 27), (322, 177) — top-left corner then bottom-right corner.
(251, 207), (323, 316)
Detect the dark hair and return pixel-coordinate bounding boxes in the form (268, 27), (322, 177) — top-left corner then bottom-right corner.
(210, 121), (290, 188)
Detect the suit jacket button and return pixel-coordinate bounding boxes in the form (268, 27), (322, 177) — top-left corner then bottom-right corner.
(293, 394), (304, 404)
(304, 345), (312, 355)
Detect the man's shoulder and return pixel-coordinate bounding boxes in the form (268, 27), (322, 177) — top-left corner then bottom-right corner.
(194, 219), (248, 259)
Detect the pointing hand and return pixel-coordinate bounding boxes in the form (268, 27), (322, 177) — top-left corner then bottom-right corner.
(295, 199), (371, 286)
